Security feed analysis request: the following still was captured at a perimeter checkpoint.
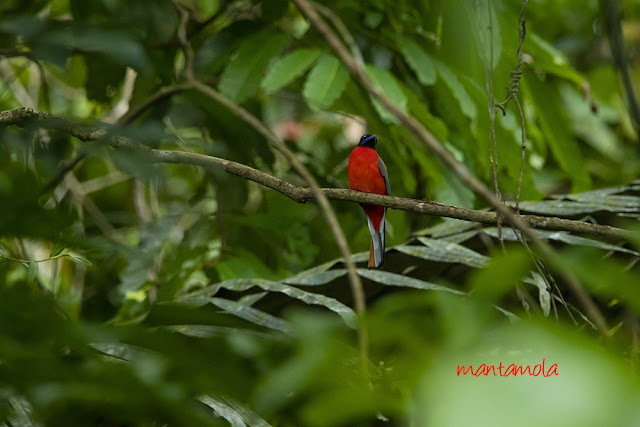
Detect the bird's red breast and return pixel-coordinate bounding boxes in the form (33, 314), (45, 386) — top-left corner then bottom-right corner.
(348, 146), (387, 232)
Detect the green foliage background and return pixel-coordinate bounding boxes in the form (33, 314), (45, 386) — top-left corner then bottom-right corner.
(2, 0), (640, 425)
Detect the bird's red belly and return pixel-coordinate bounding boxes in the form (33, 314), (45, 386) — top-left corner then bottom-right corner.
(348, 147), (386, 231)
(348, 147), (386, 195)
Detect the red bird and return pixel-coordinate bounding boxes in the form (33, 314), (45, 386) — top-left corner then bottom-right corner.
(348, 134), (390, 269)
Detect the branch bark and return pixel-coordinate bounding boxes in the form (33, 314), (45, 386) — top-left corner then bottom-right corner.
(0, 107), (633, 244)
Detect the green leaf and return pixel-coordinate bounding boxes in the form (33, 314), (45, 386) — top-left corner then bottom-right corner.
(209, 297), (292, 333)
(527, 33), (583, 84)
(208, 278), (357, 328)
(560, 247), (640, 315)
(562, 186), (640, 209)
(303, 54), (349, 111)
(403, 84), (448, 142)
(435, 166), (476, 209)
(395, 237), (489, 268)
(415, 321), (634, 426)
(357, 269), (464, 294)
(484, 228), (640, 257)
(513, 200), (620, 216)
(364, 64), (407, 123)
(285, 260), (338, 279)
(167, 325), (272, 340)
(262, 0), (289, 22)
(219, 31), (289, 103)
(72, 29), (151, 74)
(0, 242), (6, 258)
(398, 35), (436, 86)
(351, 252), (370, 263)
(440, 230), (483, 245)
(466, 0), (501, 72)
(261, 48), (321, 92)
(560, 84), (623, 161)
(524, 74), (590, 191)
(433, 59), (477, 123)
(190, 0), (223, 17)
(470, 248), (532, 302)
(49, 243), (66, 258)
(69, 254), (93, 267)
(27, 260), (38, 283)
(526, 272), (551, 317)
(415, 219), (479, 238)
(198, 395), (274, 427)
(284, 269), (348, 286)
(238, 292), (268, 306)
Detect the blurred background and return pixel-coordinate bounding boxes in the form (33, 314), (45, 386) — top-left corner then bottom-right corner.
(2, 0), (640, 425)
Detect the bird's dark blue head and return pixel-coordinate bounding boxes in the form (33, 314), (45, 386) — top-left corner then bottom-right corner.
(358, 134), (377, 148)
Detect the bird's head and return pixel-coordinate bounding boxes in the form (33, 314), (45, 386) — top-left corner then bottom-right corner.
(358, 134), (377, 148)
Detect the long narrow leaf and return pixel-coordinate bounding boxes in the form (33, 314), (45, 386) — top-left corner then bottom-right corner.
(398, 35), (436, 86)
(261, 48), (321, 92)
(395, 237), (488, 268)
(303, 54), (349, 110)
(284, 269), (348, 286)
(209, 298), (291, 333)
(218, 279), (357, 328)
(219, 32), (288, 103)
(199, 395), (273, 427)
(483, 228), (640, 256)
(357, 269), (464, 295)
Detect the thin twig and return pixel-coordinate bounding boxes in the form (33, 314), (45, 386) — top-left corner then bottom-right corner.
(1, 107), (634, 242)
(152, 1), (231, 49)
(81, 171), (131, 194)
(187, 1), (230, 37)
(174, 1), (196, 81)
(46, 81), (189, 193)
(489, 0), (534, 314)
(183, 79), (370, 374)
(120, 84), (191, 125)
(482, 0), (504, 246)
(133, 177), (153, 227)
(33, 60), (50, 112)
(64, 173), (128, 245)
(498, 0), (529, 213)
(0, 59), (36, 109)
(0, 49), (34, 59)
(104, 67), (138, 124)
(311, 1), (365, 67)
(514, 96), (526, 212)
(43, 153), (87, 192)
(495, 0), (528, 114)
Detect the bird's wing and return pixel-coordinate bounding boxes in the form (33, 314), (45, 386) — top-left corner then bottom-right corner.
(378, 157), (391, 195)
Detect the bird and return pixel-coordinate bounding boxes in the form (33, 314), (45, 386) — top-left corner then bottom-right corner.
(348, 134), (390, 269)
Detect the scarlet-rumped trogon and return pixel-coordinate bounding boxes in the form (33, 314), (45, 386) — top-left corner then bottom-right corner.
(348, 134), (390, 269)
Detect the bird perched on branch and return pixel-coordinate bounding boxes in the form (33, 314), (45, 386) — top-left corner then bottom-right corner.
(348, 134), (390, 269)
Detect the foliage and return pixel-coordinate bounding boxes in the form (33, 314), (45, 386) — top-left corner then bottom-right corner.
(1, 0), (640, 425)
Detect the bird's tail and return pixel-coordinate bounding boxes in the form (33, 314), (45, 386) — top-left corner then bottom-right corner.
(367, 212), (385, 269)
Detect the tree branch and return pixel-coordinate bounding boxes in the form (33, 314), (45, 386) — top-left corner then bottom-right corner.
(1, 107), (633, 244)
(119, 83), (192, 125)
